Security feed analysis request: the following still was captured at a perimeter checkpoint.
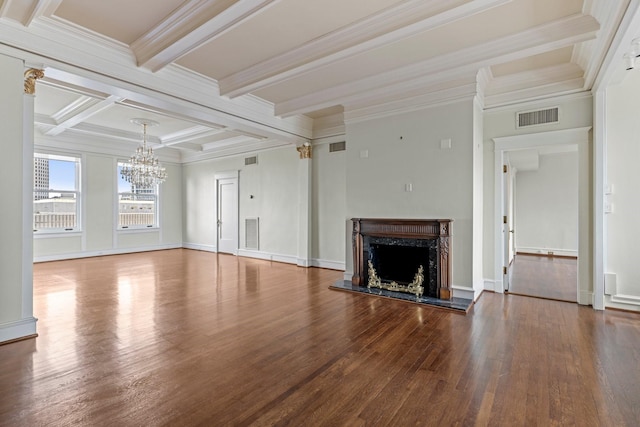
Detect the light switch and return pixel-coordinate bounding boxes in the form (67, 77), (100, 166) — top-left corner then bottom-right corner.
(360, 150), (369, 158)
(440, 138), (451, 149)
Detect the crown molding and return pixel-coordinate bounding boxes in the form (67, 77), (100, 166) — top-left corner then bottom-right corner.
(344, 83), (478, 124)
(132, 0), (277, 72)
(573, 0), (629, 90)
(180, 138), (291, 164)
(484, 80), (587, 109)
(219, 0), (511, 98)
(275, 14), (600, 117)
(593, 0), (640, 90)
(483, 91), (592, 113)
(486, 63), (584, 95)
(312, 112), (345, 140)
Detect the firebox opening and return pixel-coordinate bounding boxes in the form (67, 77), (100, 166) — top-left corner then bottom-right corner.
(370, 244), (430, 285)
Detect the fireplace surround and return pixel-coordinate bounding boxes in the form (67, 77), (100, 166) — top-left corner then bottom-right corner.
(352, 218), (452, 300)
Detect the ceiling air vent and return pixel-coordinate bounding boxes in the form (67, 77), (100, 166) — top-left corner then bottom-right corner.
(329, 141), (346, 152)
(516, 107), (559, 128)
(244, 155), (258, 166)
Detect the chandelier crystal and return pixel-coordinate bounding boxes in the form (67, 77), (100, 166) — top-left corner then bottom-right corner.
(121, 118), (167, 188)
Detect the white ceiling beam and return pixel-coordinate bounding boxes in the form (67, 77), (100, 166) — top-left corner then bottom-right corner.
(25, 0), (62, 26)
(202, 135), (257, 151)
(219, 0), (512, 98)
(160, 126), (224, 146)
(484, 78), (585, 107)
(45, 95), (123, 136)
(0, 0), (61, 26)
(158, 141), (203, 152)
(132, 0), (278, 72)
(275, 14), (600, 117)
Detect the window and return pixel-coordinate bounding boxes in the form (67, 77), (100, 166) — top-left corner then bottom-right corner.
(117, 162), (158, 229)
(33, 153), (81, 232)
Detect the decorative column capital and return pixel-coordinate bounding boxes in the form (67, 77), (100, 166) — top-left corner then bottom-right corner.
(24, 68), (45, 95)
(296, 143), (312, 159)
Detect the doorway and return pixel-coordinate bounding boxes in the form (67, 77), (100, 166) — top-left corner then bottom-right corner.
(493, 127), (591, 305)
(216, 171), (239, 255)
(504, 148), (578, 302)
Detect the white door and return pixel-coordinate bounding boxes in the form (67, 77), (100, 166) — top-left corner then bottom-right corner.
(217, 176), (238, 254)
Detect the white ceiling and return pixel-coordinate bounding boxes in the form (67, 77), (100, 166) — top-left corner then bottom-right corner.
(0, 0), (636, 161)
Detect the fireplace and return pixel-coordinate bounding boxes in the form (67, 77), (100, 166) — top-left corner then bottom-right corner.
(352, 218), (452, 300)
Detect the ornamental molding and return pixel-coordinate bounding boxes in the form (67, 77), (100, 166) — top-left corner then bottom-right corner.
(24, 68), (44, 94)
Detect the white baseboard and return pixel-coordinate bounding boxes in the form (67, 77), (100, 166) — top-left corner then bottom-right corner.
(609, 293), (640, 308)
(579, 290), (593, 306)
(452, 285), (475, 301)
(182, 242), (217, 253)
(311, 259), (345, 271)
(0, 317), (37, 344)
(34, 244), (183, 263)
(516, 247), (578, 257)
(484, 279), (498, 292)
(237, 249), (298, 265)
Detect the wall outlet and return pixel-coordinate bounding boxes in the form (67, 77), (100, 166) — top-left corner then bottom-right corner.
(360, 149), (369, 158)
(440, 138), (451, 149)
(405, 183), (413, 192)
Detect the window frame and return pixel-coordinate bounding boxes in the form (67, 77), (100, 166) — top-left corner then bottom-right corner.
(116, 161), (160, 230)
(33, 152), (82, 234)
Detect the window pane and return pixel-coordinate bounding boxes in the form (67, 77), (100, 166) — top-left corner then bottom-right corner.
(33, 191), (77, 230)
(117, 162), (158, 228)
(119, 193), (156, 227)
(34, 154), (80, 231)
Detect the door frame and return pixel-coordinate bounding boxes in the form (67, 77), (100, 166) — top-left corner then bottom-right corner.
(215, 170), (239, 255)
(493, 127), (592, 304)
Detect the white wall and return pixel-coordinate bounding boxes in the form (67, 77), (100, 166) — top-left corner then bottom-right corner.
(515, 152), (578, 256)
(33, 150), (183, 261)
(182, 146), (301, 263)
(312, 142), (346, 269)
(345, 100), (475, 294)
(605, 70), (640, 311)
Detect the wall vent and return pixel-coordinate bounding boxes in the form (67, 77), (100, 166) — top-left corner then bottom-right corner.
(244, 156), (258, 166)
(516, 107), (559, 128)
(245, 217), (259, 250)
(329, 141), (346, 152)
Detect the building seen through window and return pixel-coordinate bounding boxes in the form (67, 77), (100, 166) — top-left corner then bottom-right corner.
(33, 153), (80, 232)
(117, 162), (158, 228)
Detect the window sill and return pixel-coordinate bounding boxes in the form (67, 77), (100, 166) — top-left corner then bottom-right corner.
(34, 230), (82, 238)
(117, 227), (159, 233)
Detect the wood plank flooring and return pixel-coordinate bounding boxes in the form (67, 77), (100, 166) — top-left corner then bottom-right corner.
(509, 254), (577, 302)
(1, 249), (639, 426)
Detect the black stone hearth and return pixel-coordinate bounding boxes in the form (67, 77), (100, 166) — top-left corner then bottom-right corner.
(330, 280), (473, 313)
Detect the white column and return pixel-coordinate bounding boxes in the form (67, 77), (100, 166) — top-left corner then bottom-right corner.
(0, 57), (39, 343)
(297, 143), (312, 267)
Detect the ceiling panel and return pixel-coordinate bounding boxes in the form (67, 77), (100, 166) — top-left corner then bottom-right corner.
(35, 84), (87, 117)
(55, 0), (185, 44)
(491, 47), (575, 77)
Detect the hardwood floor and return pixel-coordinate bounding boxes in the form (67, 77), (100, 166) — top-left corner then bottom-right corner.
(509, 254), (577, 302)
(1, 249), (639, 426)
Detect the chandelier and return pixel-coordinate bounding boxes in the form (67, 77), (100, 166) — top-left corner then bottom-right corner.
(120, 118), (167, 188)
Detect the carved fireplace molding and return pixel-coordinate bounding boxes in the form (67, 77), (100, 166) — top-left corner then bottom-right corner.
(352, 218), (452, 300)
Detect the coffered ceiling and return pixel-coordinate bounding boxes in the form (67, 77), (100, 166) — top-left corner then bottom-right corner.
(0, 0), (635, 161)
